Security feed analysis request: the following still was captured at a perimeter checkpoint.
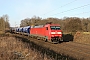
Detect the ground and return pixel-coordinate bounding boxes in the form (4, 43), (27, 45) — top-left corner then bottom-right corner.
(0, 36), (52, 60)
(74, 32), (90, 45)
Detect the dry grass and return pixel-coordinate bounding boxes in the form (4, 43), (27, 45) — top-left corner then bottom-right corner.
(0, 36), (52, 60)
(74, 32), (90, 45)
(0, 31), (4, 34)
(83, 32), (90, 34)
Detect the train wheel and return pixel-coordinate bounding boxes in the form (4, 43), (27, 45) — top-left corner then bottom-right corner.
(58, 40), (60, 43)
(45, 39), (48, 42)
(51, 39), (53, 42)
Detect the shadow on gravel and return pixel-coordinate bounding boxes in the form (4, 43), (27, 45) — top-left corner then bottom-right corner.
(63, 34), (74, 42)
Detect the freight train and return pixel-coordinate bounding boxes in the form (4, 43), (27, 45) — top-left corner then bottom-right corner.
(11, 23), (63, 43)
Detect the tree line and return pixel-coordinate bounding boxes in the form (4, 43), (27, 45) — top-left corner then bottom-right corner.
(20, 16), (90, 32)
(0, 14), (10, 32)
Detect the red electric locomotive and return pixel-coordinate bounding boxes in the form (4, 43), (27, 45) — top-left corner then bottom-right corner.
(30, 23), (63, 43)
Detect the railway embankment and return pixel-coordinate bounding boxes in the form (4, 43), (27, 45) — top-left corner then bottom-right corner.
(14, 33), (90, 60)
(15, 34), (76, 60)
(14, 34), (90, 60)
(0, 33), (90, 60)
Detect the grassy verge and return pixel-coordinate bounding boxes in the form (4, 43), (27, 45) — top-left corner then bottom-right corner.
(74, 32), (90, 45)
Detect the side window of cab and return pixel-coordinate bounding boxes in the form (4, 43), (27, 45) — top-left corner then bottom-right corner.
(46, 27), (48, 30)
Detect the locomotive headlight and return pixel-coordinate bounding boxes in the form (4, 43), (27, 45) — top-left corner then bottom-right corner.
(51, 35), (54, 37)
(51, 32), (55, 34)
(57, 32), (62, 34)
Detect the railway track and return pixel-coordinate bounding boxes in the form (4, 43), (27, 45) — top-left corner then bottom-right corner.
(14, 34), (90, 60)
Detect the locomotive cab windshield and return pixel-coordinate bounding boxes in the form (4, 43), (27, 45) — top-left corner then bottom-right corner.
(50, 26), (61, 30)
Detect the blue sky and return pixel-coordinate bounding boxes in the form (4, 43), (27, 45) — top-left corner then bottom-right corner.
(0, 0), (90, 27)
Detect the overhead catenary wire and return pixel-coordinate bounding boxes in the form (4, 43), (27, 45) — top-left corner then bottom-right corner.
(42, 0), (77, 15)
(63, 11), (90, 17)
(71, 11), (90, 16)
(51, 4), (90, 16)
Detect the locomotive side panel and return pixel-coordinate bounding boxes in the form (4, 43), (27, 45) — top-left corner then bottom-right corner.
(30, 27), (45, 36)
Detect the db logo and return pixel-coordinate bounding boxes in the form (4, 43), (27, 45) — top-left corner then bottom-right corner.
(55, 31), (58, 34)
